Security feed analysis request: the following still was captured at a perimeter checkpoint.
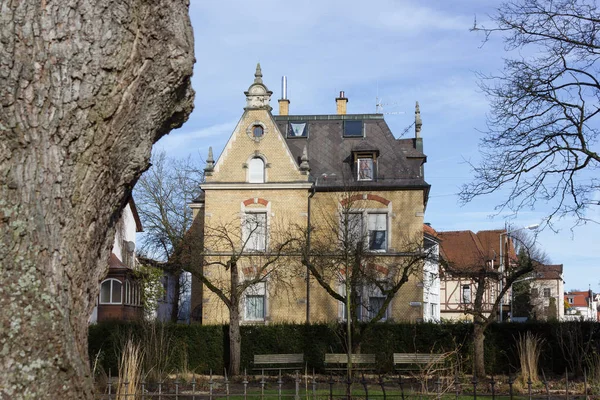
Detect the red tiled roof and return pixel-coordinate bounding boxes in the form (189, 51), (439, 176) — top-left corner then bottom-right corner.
(437, 229), (516, 274)
(565, 291), (593, 308)
(437, 230), (488, 272)
(108, 252), (127, 269)
(423, 224), (439, 238)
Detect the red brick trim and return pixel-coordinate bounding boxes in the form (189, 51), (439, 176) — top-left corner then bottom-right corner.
(340, 194), (390, 206)
(243, 198), (269, 206)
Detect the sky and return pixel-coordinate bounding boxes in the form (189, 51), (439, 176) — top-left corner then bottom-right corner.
(151, 0), (598, 292)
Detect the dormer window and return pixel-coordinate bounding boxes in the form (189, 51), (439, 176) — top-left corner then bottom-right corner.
(248, 157), (265, 183)
(344, 120), (363, 137)
(357, 157), (374, 181)
(253, 125), (264, 138)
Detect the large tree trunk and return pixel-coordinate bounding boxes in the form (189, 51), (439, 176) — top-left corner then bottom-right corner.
(473, 322), (486, 378)
(170, 269), (182, 322)
(229, 303), (242, 376)
(229, 261), (241, 375)
(0, 0), (194, 398)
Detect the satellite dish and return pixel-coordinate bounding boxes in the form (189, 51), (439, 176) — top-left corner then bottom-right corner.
(126, 241), (136, 253)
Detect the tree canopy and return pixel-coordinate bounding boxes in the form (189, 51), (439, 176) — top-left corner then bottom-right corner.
(461, 0), (600, 229)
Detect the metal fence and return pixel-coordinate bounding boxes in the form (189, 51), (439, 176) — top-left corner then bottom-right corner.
(95, 369), (594, 399)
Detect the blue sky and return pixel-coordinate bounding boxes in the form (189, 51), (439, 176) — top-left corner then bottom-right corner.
(153, 0), (598, 292)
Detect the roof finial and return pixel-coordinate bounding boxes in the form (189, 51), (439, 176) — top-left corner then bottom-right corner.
(204, 146), (215, 175)
(299, 145), (310, 173)
(415, 101), (422, 138)
(254, 63), (263, 84)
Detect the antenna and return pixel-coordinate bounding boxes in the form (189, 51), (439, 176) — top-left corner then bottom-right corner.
(375, 85), (405, 115)
(375, 98), (405, 115)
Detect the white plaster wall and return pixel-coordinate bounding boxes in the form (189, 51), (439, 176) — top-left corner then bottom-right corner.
(423, 241), (440, 322)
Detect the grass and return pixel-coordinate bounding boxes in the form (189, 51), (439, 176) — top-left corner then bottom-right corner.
(516, 331), (543, 385)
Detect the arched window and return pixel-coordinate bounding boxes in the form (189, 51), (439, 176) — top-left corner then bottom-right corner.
(248, 157), (265, 183)
(100, 279), (123, 304)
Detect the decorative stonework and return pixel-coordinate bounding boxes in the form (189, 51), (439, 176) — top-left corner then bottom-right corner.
(246, 121), (267, 142)
(244, 63), (273, 111)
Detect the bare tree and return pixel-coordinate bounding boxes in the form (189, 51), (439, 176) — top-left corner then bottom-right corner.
(0, 1), (194, 397)
(135, 150), (203, 321)
(190, 215), (297, 376)
(301, 190), (434, 377)
(441, 228), (547, 378)
(461, 0), (600, 228)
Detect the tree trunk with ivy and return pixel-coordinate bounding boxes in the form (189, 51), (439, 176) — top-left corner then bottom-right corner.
(0, 0), (195, 397)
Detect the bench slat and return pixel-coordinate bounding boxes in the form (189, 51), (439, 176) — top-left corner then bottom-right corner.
(254, 354), (304, 365)
(393, 353), (444, 364)
(324, 353), (376, 364)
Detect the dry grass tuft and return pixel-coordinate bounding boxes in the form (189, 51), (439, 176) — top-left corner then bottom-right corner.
(516, 332), (543, 385)
(116, 337), (144, 400)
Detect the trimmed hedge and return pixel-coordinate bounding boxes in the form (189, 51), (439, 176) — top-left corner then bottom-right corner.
(89, 321), (600, 376)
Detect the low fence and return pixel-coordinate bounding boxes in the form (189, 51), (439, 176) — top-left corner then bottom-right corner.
(95, 369), (593, 399)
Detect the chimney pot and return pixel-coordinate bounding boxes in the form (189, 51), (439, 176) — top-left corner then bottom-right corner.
(336, 91), (348, 115)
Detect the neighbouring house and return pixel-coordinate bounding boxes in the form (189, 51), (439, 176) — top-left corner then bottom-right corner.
(89, 197), (144, 323)
(564, 289), (598, 321)
(423, 224), (441, 322)
(189, 65), (431, 324)
(437, 229), (515, 322)
(528, 264), (564, 321)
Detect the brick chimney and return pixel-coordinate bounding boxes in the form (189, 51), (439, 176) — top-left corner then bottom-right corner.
(278, 76), (290, 115)
(336, 91), (348, 115)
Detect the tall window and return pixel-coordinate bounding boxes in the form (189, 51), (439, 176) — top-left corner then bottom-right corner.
(243, 212), (267, 251)
(244, 282), (266, 321)
(368, 296), (388, 320)
(248, 157), (265, 183)
(342, 212), (388, 252)
(543, 288), (551, 298)
(367, 213), (387, 250)
(462, 285), (471, 304)
(100, 279), (123, 304)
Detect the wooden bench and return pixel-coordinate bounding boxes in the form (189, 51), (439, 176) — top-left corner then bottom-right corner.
(324, 353), (376, 373)
(253, 353), (304, 373)
(393, 353), (445, 371)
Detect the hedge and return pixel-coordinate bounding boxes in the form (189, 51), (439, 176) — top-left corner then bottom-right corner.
(88, 321), (600, 376)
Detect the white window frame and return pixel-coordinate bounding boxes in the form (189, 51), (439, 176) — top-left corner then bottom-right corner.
(357, 157), (374, 181)
(243, 212), (267, 252)
(243, 281), (266, 322)
(100, 278), (123, 305)
(341, 211), (388, 252)
(248, 157), (265, 183)
(339, 281), (391, 322)
(462, 284), (471, 304)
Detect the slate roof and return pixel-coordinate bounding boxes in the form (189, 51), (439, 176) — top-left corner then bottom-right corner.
(534, 264), (563, 280)
(274, 114), (429, 195)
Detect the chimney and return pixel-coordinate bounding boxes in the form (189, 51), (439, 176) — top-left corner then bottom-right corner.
(336, 91), (348, 115)
(278, 76), (290, 115)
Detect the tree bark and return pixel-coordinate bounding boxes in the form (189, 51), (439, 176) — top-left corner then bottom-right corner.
(473, 322), (486, 378)
(0, 0), (194, 398)
(229, 302), (242, 376)
(229, 260), (241, 376)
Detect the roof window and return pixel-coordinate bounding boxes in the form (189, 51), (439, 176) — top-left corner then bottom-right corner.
(288, 122), (308, 138)
(344, 120), (363, 137)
